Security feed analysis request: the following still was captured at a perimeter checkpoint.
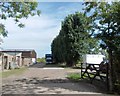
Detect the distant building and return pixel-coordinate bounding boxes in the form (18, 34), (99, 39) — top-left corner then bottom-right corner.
(0, 49), (37, 70)
(45, 54), (53, 64)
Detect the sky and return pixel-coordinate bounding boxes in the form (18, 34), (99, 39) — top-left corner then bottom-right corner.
(1, 2), (84, 58)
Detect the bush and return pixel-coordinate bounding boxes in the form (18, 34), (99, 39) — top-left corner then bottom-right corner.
(37, 57), (45, 63)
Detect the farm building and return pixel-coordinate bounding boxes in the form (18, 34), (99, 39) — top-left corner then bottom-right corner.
(0, 49), (37, 70)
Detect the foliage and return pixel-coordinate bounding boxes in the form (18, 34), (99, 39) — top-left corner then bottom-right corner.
(0, 2), (40, 37)
(0, 24), (8, 37)
(84, 2), (120, 51)
(0, 24), (7, 45)
(37, 57), (45, 63)
(115, 80), (120, 94)
(83, 1), (120, 92)
(0, 67), (27, 78)
(51, 12), (99, 67)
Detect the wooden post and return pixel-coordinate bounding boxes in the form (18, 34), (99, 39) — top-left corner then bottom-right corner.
(108, 48), (114, 92)
(106, 62), (109, 91)
(81, 63), (83, 78)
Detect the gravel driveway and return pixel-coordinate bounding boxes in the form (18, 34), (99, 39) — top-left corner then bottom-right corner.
(2, 63), (109, 95)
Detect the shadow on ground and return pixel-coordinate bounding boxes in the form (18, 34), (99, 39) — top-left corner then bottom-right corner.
(2, 77), (107, 94)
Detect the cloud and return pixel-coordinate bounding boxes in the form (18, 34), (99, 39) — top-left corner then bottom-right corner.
(1, 14), (60, 57)
(1, 2), (84, 57)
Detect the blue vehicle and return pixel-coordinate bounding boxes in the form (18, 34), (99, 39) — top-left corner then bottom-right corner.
(45, 54), (53, 64)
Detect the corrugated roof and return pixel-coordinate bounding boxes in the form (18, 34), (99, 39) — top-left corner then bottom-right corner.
(1, 49), (35, 52)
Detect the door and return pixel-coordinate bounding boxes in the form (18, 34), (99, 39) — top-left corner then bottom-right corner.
(22, 57), (24, 66)
(4, 56), (8, 69)
(17, 56), (20, 66)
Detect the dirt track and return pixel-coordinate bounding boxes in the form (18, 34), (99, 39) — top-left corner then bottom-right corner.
(2, 63), (108, 94)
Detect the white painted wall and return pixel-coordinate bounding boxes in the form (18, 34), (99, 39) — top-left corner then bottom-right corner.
(32, 58), (36, 64)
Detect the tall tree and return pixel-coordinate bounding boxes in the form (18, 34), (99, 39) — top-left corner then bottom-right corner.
(84, 1), (120, 91)
(51, 12), (99, 67)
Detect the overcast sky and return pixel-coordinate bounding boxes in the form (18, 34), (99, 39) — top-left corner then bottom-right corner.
(1, 2), (84, 57)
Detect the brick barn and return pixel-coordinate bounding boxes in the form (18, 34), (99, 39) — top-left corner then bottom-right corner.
(0, 49), (37, 70)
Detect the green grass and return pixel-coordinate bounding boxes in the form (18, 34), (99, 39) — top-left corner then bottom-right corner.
(66, 72), (95, 82)
(0, 67), (27, 78)
(66, 73), (81, 81)
(83, 73), (95, 78)
(37, 57), (46, 63)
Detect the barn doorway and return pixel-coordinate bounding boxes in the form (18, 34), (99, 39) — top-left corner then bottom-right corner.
(4, 56), (8, 69)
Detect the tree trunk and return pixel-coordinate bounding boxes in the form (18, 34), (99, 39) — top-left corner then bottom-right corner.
(66, 60), (74, 67)
(108, 49), (115, 92)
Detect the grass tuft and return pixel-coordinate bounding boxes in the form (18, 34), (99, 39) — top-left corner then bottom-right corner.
(66, 73), (81, 81)
(0, 67), (27, 78)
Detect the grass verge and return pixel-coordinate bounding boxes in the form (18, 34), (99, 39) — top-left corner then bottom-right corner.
(0, 67), (27, 78)
(66, 73), (95, 82)
(66, 73), (81, 82)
